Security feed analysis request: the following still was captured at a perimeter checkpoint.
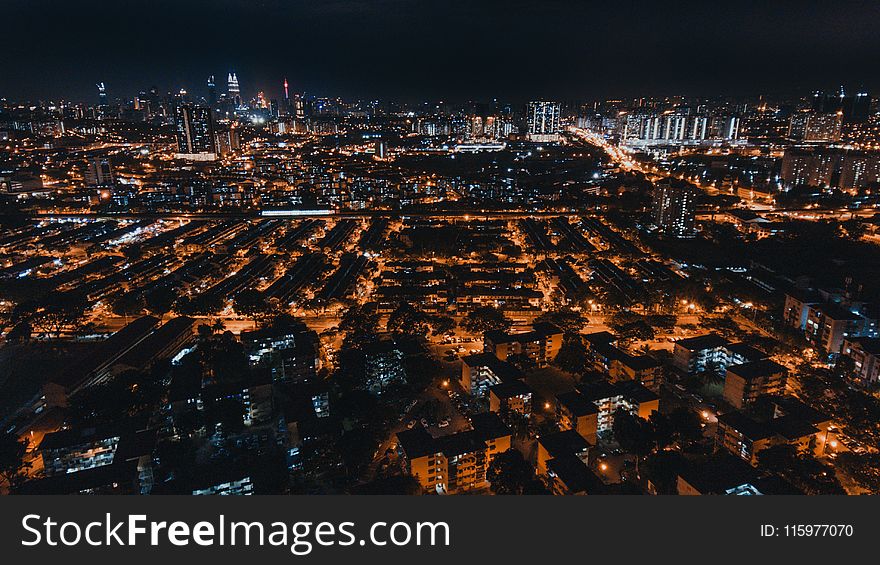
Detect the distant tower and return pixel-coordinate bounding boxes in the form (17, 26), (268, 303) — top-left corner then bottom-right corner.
(526, 101), (561, 142)
(227, 72), (241, 106)
(283, 77), (289, 101)
(175, 104), (217, 160)
(652, 180), (698, 239)
(85, 157), (115, 187)
(207, 75), (217, 107)
(97, 82), (107, 106)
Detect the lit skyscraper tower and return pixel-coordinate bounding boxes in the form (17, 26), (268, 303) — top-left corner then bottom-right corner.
(227, 72), (241, 106)
(97, 82), (107, 105)
(283, 77), (289, 101)
(174, 104), (217, 161)
(526, 101), (561, 142)
(652, 180), (698, 238)
(293, 93), (305, 120)
(207, 75), (217, 107)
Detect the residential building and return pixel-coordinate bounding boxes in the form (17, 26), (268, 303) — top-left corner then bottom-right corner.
(461, 352), (523, 396)
(488, 380), (534, 417)
(671, 333), (729, 374)
(484, 323), (563, 368)
(556, 391), (599, 444)
(723, 360), (788, 409)
(546, 454), (605, 495)
(652, 180), (698, 238)
(526, 101), (561, 142)
(536, 429), (591, 476)
(716, 409), (822, 465)
(609, 352), (662, 390)
(396, 412), (511, 494)
(841, 337), (880, 384)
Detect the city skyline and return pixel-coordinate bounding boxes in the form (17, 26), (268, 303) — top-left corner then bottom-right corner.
(4, 1), (880, 103)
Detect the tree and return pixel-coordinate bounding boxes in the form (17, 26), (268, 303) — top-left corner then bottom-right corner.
(834, 453), (880, 493)
(176, 292), (224, 316)
(111, 292), (145, 319)
(0, 433), (31, 490)
(756, 444), (845, 495)
(649, 407), (703, 449)
(197, 323), (215, 341)
(840, 218), (866, 241)
(833, 354), (856, 380)
(534, 308), (587, 335)
(642, 450), (687, 495)
(31, 292), (87, 337)
(339, 303), (380, 347)
(648, 411), (675, 450)
(553, 335), (589, 374)
(144, 286), (179, 317)
(233, 289), (270, 328)
(67, 380), (134, 426)
(459, 305), (512, 334)
(487, 449), (534, 495)
(5, 321), (32, 343)
(428, 313), (456, 336)
(612, 408), (654, 476)
(386, 303), (431, 338)
(402, 353), (443, 393)
(666, 407), (703, 445)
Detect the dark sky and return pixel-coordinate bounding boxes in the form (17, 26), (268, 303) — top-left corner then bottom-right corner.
(3, 0), (880, 103)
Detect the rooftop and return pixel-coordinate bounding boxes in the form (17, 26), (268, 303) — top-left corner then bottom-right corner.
(726, 359), (787, 381)
(556, 391), (599, 417)
(674, 333), (728, 352)
(539, 429), (592, 458)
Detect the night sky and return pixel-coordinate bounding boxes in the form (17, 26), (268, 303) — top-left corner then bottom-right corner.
(3, 0), (880, 103)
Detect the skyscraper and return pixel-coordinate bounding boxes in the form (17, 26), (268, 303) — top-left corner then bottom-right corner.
(788, 111), (843, 142)
(282, 78), (290, 116)
(811, 87), (872, 123)
(207, 75), (217, 107)
(85, 157), (115, 187)
(527, 101), (561, 142)
(97, 82), (107, 105)
(227, 72), (241, 107)
(652, 180), (698, 238)
(293, 93), (305, 120)
(174, 104), (217, 161)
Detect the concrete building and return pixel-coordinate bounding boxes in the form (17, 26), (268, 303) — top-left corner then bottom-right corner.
(841, 337), (880, 385)
(461, 352), (523, 397)
(484, 323), (563, 368)
(723, 360), (788, 409)
(556, 391), (600, 444)
(396, 412), (511, 494)
(488, 380), (534, 417)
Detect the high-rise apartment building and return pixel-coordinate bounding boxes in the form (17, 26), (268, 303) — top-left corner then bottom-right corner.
(527, 101), (561, 142)
(652, 180), (698, 238)
(175, 104), (217, 160)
